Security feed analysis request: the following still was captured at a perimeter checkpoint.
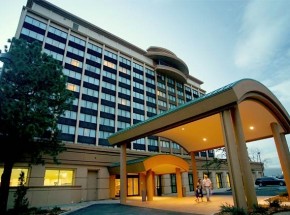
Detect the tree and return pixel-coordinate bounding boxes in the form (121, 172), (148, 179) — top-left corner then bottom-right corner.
(0, 38), (74, 213)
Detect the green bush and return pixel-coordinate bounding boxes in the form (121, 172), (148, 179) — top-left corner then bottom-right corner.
(219, 203), (247, 215)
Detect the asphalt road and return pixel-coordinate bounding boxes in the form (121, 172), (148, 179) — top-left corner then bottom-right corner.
(215, 185), (287, 196)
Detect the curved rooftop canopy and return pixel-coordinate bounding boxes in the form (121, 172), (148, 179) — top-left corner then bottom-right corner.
(109, 154), (189, 175)
(108, 79), (290, 153)
(146, 46), (189, 82)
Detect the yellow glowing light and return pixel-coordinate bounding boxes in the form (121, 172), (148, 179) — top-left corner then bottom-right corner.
(249, 126), (254, 130)
(181, 128), (185, 131)
(203, 138), (207, 142)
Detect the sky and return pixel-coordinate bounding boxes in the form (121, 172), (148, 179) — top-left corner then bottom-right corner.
(0, 0), (290, 173)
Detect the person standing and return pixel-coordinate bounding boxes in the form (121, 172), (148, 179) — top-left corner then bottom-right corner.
(202, 174), (212, 202)
(195, 178), (203, 202)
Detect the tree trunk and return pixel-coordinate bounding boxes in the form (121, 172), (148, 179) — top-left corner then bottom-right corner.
(0, 161), (13, 214)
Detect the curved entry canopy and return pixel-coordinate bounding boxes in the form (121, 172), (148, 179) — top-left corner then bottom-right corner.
(109, 154), (189, 175)
(108, 79), (290, 210)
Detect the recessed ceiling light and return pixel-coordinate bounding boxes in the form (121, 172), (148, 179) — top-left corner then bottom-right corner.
(181, 128), (185, 131)
(249, 126), (254, 130)
(203, 138), (207, 142)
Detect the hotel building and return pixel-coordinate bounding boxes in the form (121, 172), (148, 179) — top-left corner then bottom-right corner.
(0, 0), (264, 208)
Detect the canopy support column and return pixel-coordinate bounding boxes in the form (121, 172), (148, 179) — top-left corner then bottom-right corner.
(271, 122), (290, 199)
(176, 168), (182, 198)
(190, 152), (198, 189)
(146, 169), (154, 201)
(120, 143), (127, 204)
(232, 105), (258, 208)
(221, 110), (247, 210)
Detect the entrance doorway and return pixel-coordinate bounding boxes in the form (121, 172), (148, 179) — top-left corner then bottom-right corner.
(115, 175), (139, 197)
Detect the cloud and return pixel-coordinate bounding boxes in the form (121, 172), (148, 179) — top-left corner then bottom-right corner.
(234, 0), (290, 72)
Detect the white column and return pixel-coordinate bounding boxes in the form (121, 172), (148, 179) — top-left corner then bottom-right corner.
(271, 122), (290, 199)
(232, 106), (257, 208)
(221, 110), (247, 210)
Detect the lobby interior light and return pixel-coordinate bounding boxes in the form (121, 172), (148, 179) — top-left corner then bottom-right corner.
(203, 138), (207, 142)
(249, 126), (255, 130)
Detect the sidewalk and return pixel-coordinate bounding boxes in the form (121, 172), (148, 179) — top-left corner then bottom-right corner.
(60, 192), (276, 215)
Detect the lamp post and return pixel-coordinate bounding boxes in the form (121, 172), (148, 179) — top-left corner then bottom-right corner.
(257, 151), (264, 176)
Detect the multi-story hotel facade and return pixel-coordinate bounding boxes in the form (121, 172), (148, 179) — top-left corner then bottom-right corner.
(0, 0), (264, 208)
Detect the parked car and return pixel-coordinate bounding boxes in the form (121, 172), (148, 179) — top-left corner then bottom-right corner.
(255, 176), (285, 187)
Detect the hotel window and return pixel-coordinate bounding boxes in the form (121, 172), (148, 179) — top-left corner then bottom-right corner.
(118, 109), (130, 118)
(57, 124), (75, 135)
(167, 77), (174, 85)
(160, 140), (170, 147)
(167, 86), (175, 93)
(157, 90), (166, 97)
(101, 105), (115, 114)
(133, 71), (144, 80)
(170, 174), (177, 193)
(146, 96), (156, 103)
(86, 53), (101, 63)
(79, 113), (97, 123)
(133, 91), (144, 100)
(147, 106), (157, 114)
(62, 110), (77, 120)
(146, 77), (155, 85)
(104, 60), (117, 70)
(172, 142), (180, 149)
(119, 56), (131, 66)
(117, 121), (131, 129)
(24, 15), (47, 30)
(118, 86), (131, 96)
(86, 64), (101, 74)
(67, 83), (80, 92)
(100, 117), (115, 127)
(103, 70), (116, 80)
(82, 87), (99, 97)
(148, 138), (157, 146)
(69, 35), (85, 46)
(99, 131), (113, 139)
(101, 81), (116, 91)
(133, 82), (144, 90)
(178, 98), (185, 105)
(48, 26), (68, 39)
(78, 127), (96, 137)
(87, 43), (102, 53)
(133, 62), (143, 71)
(133, 113), (144, 121)
(158, 100), (167, 107)
(72, 98), (79, 106)
(65, 57), (83, 68)
(43, 49), (64, 61)
(133, 102), (144, 110)
(169, 104), (176, 109)
(21, 28), (44, 41)
(81, 100), (98, 110)
(44, 169), (74, 186)
(104, 50), (117, 60)
(0, 168), (29, 186)
(145, 68), (155, 76)
(101, 93), (116, 102)
(147, 87), (155, 94)
(45, 37), (65, 49)
(177, 90), (184, 97)
(118, 98), (130, 106)
(119, 76), (131, 85)
(169, 95), (176, 102)
(158, 82), (165, 89)
(63, 68), (81, 80)
(216, 173), (223, 188)
(84, 75), (99, 85)
(67, 46), (84, 57)
(119, 66), (131, 75)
